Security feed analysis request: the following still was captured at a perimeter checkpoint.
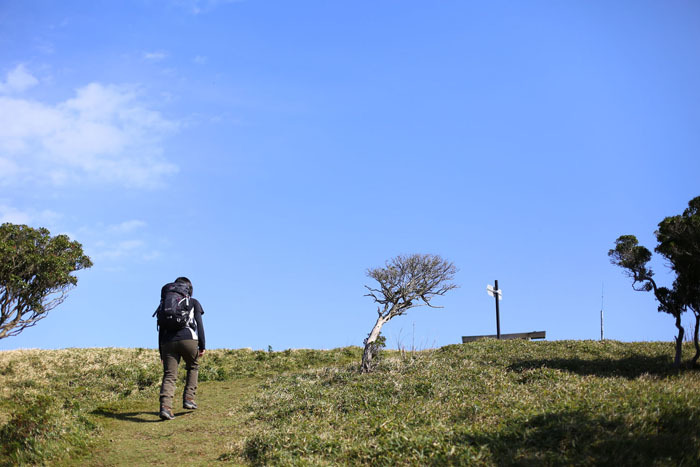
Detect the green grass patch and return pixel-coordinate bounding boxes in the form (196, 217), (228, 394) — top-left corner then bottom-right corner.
(0, 346), (360, 464)
(2, 341), (700, 465)
(226, 340), (700, 465)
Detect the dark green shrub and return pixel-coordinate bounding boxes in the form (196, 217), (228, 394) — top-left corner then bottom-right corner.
(242, 433), (275, 466)
(136, 367), (157, 390)
(0, 395), (58, 463)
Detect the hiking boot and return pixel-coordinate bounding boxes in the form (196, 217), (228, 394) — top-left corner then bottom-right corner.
(183, 399), (198, 410)
(159, 407), (175, 420)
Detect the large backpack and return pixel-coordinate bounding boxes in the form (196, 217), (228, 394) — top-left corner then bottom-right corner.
(153, 282), (193, 332)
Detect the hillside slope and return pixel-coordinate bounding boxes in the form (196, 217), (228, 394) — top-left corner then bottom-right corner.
(1, 341), (699, 465)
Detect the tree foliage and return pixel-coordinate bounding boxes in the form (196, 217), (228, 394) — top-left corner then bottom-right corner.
(0, 223), (93, 340)
(609, 235), (685, 367)
(608, 235), (655, 291)
(361, 254), (457, 372)
(609, 196), (700, 368)
(655, 196), (700, 365)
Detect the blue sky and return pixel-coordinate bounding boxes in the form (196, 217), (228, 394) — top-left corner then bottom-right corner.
(1, 1), (699, 351)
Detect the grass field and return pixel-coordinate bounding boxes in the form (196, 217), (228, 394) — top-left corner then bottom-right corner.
(1, 340), (699, 465)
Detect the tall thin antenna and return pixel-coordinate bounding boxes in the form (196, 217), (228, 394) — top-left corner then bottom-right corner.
(600, 282), (604, 341)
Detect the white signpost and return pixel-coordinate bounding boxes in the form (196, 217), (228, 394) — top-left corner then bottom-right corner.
(486, 284), (502, 299)
(461, 280), (545, 343)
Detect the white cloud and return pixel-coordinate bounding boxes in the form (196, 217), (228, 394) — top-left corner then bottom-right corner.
(193, 55), (208, 65)
(0, 204), (61, 226)
(93, 239), (145, 260)
(173, 0), (244, 15)
(87, 237), (161, 264)
(143, 51), (167, 61)
(71, 219), (166, 267)
(0, 64), (39, 94)
(0, 157), (20, 178)
(143, 250), (162, 261)
(0, 82), (179, 189)
(35, 39), (55, 55)
(108, 219), (147, 233)
(0, 205), (32, 224)
(0, 208), (160, 266)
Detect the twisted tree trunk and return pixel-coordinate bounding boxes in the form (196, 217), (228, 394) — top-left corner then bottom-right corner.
(692, 311), (700, 368)
(361, 315), (389, 373)
(361, 254), (458, 373)
(674, 314), (684, 369)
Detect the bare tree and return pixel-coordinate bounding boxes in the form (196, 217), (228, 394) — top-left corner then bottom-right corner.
(361, 254), (457, 373)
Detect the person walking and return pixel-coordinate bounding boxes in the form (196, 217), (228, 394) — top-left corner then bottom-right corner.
(155, 276), (206, 421)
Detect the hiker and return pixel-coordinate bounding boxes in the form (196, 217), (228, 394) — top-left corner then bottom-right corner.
(154, 276), (206, 421)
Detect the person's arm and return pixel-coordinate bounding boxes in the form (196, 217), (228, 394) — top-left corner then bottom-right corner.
(158, 326), (164, 360)
(193, 299), (206, 355)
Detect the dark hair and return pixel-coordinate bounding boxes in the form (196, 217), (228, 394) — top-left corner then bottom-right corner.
(175, 276), (193, 295)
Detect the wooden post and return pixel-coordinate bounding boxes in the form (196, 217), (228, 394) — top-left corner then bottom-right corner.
(495, 280), (501, 339)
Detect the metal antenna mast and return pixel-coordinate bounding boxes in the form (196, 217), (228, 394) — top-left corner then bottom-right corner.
(600, 282), (604, 341)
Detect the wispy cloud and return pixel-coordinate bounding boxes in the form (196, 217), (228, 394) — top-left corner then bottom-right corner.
(34, 38), (55, 55)
(173, 0), (244, 15)
(75, 220), (163, 266)
(0, 204), (32, 224)
(193, 55), (208, 65)
(0, 69), (179, 189)
(142, 250), (162, 261)
(93, 239), (145, 260)
(0, 207), (162, 267)
(89, 238), (163, 264)
(108, 219), (148, 233)
(0, 64), (39, 94)
(0, 203), (61, 226)
(143, 51), (168, 62)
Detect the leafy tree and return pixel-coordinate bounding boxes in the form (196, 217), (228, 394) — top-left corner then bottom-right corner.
(0, 223), (92, 339)
(656, 196), (700, 365)
(610, 196), (700, 368)
(608, 235), (686, 367)
(361, 254), (457, 373)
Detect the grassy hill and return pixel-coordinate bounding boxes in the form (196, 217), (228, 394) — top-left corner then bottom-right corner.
(1, 340), (699, 465)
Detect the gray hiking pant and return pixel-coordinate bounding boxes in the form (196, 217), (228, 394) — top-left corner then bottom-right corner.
(160, 339), (199, 409)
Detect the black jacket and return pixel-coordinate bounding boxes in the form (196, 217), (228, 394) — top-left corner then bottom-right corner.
(158, 298), (206, 352)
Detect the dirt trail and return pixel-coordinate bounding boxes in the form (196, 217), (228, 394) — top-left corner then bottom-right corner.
(62, 379), (258, 466)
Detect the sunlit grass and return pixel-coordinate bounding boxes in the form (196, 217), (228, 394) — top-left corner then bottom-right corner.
(230, 340), (700, 465)
(0, 346), (360, 464)
(2, 341), (699, 465)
